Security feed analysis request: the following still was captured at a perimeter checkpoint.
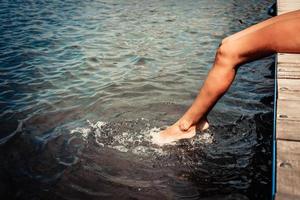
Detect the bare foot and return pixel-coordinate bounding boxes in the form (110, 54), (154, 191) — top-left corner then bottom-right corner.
(153, 118), (209, 146)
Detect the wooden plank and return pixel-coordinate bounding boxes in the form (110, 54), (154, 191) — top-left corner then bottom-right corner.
(276, 192), (300, 200)
(277, 0), (300, 14)
(278, 63), (300, 79)
(277, 120), (300, 141)
(278, 53), (300, 64)
(278, 79), (300, 100)
(277, 54), (300, 79)
(276, 1), (300, 199)
(276, 140), (300, 197)
(277, 99), (300, 140)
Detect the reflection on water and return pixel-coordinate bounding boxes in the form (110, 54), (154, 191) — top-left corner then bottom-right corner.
(1, 113), (273, 200)
(0, 0), (274, 199)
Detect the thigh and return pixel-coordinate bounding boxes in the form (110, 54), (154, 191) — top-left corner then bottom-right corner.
(223, 10), (300, 44)
(229, 17), (300, 66)
(272, 18), (300, 53)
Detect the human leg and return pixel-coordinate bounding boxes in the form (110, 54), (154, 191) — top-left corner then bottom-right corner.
(159, 17), (300, 143)
(222, 10), (300, 44)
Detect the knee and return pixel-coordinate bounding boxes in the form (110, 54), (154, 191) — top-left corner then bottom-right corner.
(215, 40), (241, 68)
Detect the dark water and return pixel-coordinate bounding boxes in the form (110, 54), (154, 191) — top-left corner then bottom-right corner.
(0, 0), (275, 199)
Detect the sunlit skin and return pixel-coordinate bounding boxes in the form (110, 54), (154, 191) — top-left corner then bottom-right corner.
(159, 10), (300, 144)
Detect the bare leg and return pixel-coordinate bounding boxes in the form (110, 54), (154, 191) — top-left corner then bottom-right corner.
(223, 10), (300, 43)
(158, 16), (300, 144)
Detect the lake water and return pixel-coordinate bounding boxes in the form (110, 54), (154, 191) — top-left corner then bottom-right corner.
(0, 0), (274, 199)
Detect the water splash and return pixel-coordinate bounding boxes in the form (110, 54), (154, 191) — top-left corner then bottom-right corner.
(70, 118), (214, 158)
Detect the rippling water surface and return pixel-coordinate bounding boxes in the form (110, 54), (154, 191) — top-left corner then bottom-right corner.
(1, 0), (274, 199)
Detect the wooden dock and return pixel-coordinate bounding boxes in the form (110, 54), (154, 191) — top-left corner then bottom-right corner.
(275, 1), (300, 199)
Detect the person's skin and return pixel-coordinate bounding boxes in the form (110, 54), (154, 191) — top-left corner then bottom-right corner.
(159, 10), (300, 144)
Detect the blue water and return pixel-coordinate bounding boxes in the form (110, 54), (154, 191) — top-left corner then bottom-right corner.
(0, 0), (274, 199)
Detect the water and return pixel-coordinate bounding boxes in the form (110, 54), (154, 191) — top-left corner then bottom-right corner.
(0, 0), (274, 199)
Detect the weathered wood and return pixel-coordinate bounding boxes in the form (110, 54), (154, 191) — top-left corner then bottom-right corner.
(276, 2), (300, 199)
(276, 192), (300, 200)
(277, 0), (300, 14)
(278, 63), (300, 79)
(277, 99), (300, 140)
(277, 54), (300, 79)
(276, 140), (300, 197)
(277, 120), (300, 141)
(278, 79), (300, 100)
(278, 54), (300, 64)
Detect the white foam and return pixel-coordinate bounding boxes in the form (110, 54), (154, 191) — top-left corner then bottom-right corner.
(70, 127), (91, 141)
(87, 120), (106, 129)
(132, 146), (147, 154)
(112, 145), (128, 153)
(69, 120), (212, 157)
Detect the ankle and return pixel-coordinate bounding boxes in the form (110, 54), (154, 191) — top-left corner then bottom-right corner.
(178, 118), (194, 131)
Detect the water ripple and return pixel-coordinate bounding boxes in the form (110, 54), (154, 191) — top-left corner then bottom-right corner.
(1, 0), (274, 199)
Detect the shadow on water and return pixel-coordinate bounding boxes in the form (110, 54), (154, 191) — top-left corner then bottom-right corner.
(0, 111), (273, 200)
